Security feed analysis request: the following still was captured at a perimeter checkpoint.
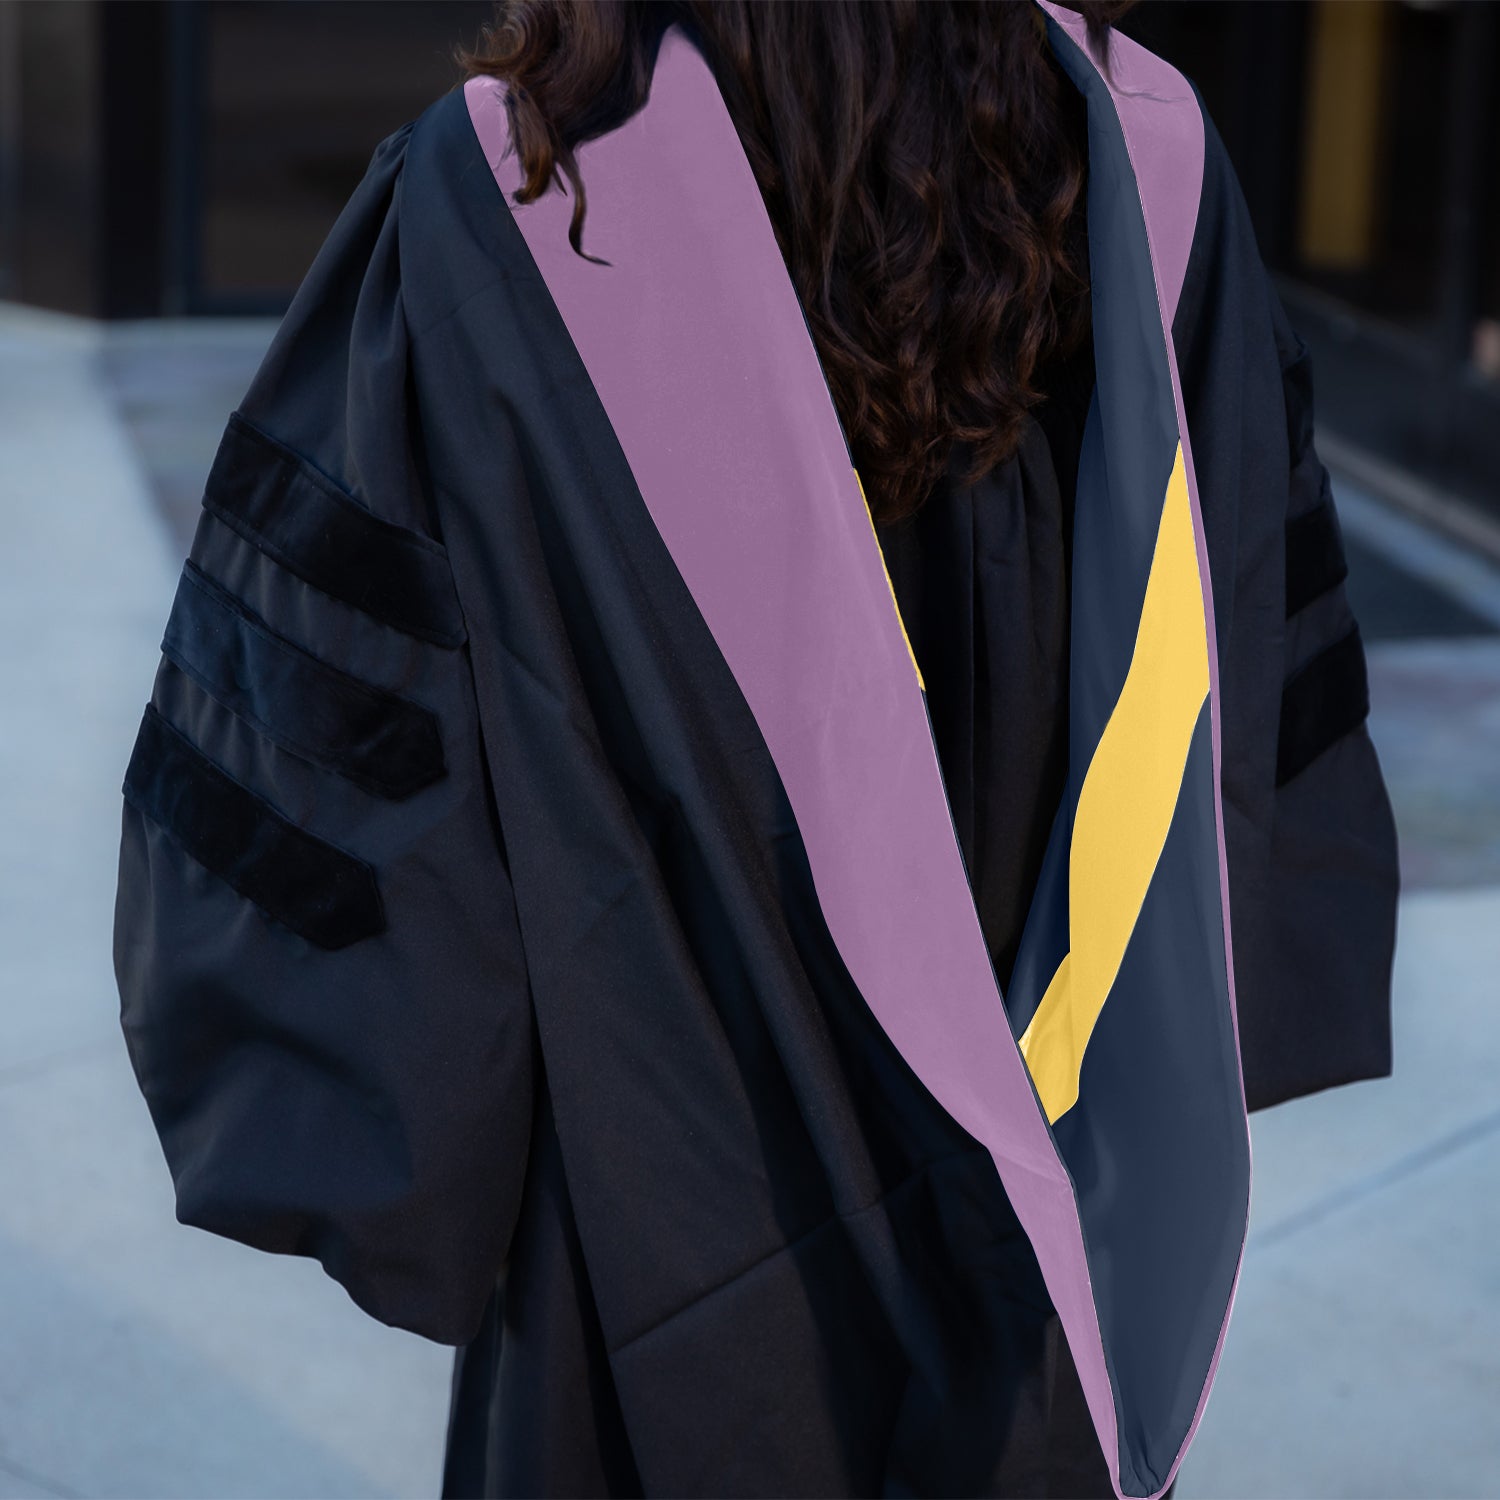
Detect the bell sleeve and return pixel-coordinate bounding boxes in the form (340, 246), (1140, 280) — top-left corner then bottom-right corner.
(1177, 110), (1400, 1113)
(111, 122), (536, 1345)
(1244, 292), (1402, 1109)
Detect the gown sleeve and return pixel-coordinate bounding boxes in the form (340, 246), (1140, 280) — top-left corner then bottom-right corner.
(112, 121), (536, 1345)
(1247, 291), (1402, 1109)
(1177, 111), (1401, 1113)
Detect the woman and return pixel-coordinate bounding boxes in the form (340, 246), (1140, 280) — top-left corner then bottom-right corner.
(113, 3), (1398, 1497)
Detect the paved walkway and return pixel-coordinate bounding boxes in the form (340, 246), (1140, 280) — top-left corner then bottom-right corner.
(1, 305), (1496, 1498)
(1178, 481), (1500, 1496)
(0, 307), (449, 1500)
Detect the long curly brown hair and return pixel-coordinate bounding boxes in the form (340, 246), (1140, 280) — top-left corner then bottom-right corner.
(461, 1), (1132, 523)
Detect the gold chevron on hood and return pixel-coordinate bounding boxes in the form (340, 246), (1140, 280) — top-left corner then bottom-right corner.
(1018, 442), (1210, 1123)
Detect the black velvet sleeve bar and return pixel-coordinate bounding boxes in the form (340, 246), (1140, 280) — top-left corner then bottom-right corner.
(203, 414), (467, 648)
(1276, 624), (1372, 787)
(1284, 483), (1350, 619)
(122, 703), (386, 949)
(161, 561), (446, 800)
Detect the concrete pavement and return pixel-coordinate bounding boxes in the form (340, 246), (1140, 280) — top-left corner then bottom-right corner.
(2, 303), (1497, 1498)
(0, 306), (450, 1500)
(1174, 484), (1500, 1497)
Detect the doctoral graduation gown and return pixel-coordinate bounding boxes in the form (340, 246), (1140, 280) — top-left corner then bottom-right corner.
(113, 7), (1398, 1499)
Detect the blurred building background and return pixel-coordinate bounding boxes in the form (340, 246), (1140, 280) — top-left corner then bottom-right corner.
(1, 3), (1498, 1499)
(2, 0), (1498, 520)
(0, 1), (488, 315)
(1137, 1), (1500, 524)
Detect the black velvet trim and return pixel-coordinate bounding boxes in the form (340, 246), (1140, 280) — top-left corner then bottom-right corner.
(1276, 625), (1370, 788)
(162, 562), (447, 799)
(202, 413), (466, 648)
(122, 703), (386, 950)
(1284, 492), (1348, 618)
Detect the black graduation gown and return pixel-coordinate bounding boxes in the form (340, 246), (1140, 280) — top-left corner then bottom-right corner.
(113, 9), (1398, 1498)
(440, 378), (1107, 1500)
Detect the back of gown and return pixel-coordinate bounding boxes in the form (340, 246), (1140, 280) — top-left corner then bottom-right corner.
(112, 13), (1394, 1498)
(441, 347), (1117, 1500)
